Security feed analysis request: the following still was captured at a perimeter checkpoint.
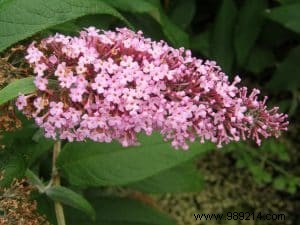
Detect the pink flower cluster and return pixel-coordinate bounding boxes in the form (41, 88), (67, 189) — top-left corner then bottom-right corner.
(16, 27), (288, 149)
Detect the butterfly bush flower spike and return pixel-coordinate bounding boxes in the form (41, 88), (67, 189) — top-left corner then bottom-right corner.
(17, 27), (288, 150)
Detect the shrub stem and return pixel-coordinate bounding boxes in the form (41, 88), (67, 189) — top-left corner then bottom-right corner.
(52, 141), (66, 225)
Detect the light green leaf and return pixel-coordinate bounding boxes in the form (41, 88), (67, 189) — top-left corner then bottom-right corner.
(0, 77), (36, 105)
(128, 161), (204, 193)
(25, 169), (46, 192)
(65, 196), (176, 225)
(100, 0), (189, 47)
(57, 133), (214, 187)
(268, 45), (300, 91)
(266, 3), (300, 34)
(211, 0), (237, 74)
(234, 0), (267, 66)
(46, 186), (96, 220)
(0, 0), (130, 52)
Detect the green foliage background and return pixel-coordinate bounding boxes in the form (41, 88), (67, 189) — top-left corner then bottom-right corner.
(0, 0), (299, 225)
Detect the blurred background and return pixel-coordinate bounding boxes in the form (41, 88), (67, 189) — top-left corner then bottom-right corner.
(1, 0), (300, 224)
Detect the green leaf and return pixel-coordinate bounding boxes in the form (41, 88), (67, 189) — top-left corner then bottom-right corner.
(0, 77), (36, 105)
(1, 124), (54, 167)
(0, 0), (130, 52)
(25, 169), (46, 192)
(65, 196), (176, 225)
(249, 165), (272, 184)
(261, 139), (290, 162)
(0, 155), (26, 187)
(34, 194), (57, 225)
(46, 186), (96, 220)
(57, 133), (214, 187)
(211, 0), (237, 74)
(100, 0), (189, 47)
(234, 0), (267, 66)
(280, 0), (300, 4)
(190, 29), (212, 57)
(287, 177), (298, 194)
(266, 3), (300, 34)
(169, 0), (196, 29)
(268, 45), (300, 91)
(273, 176), (287, 190)
(245, 47), (276, 74)
(128, 161), (204, 193)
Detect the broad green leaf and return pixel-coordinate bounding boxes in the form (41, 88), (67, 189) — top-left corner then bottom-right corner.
(266, 3), (300, 34)
(234, 0), (267, 66)
(245, 47), (276, 74)
(100, 0), (189, 47)
(65, 196), (176, 225)
(268, 46), (300, 91)
(128, 161), (204, 193)
(57, 133), (214, 187)
(211, 0), (237, 74)
(0, 77), (36, 105)
(0, 0), (130, 52)
(46, 186), (96, 220)
(169, 0), (196, 29)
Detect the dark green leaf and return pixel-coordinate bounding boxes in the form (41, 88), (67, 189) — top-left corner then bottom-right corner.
(34, 194), (57, 225)
(190, 29), (212, 57)
(169, 0), (196, 29)
(128, 161), (204, 193)
(101, 0), (156, 13)
(245, 47), (276, 74)
(234, 0), (267, 66)
(0, 77), (36, 105)
(25, 138), (54, 167)
(0, 155), (26, 187)
(49, 21), (80, 35)
(57, 133), (213, 187)
(280, 0), (300, 4)
(0, 0), (130, 51)
(46, 186), (96, 220)
(266, 3), (300, 34)
(211, 0), (237, 74)
(65, 196), (176, 225)
(268, 46), (300, 91)
(100, 0), (189, 47)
